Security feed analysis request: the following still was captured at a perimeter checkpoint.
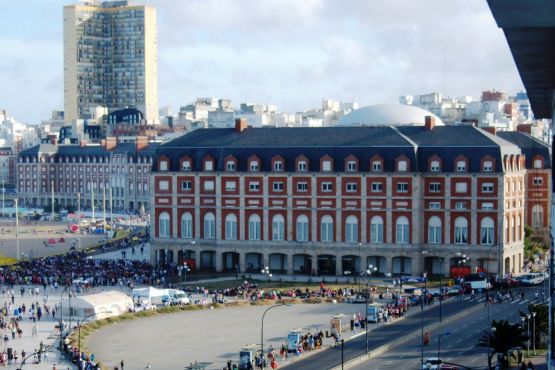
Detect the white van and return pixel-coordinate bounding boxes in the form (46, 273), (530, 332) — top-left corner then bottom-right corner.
(520, 273), (544, 286)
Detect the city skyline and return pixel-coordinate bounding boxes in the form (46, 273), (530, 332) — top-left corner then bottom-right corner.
(2, 0), (525, 124)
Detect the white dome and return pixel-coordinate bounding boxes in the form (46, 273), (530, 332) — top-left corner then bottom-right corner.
(338, 104), (444, 126)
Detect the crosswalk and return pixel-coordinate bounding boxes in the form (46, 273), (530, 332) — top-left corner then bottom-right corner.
(456, 296), (547, 305)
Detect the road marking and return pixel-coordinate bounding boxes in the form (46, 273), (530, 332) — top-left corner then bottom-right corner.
(385, 360), (393, 365)
(455, 338), (463, 344)
(469, 358), (477, 363)
(458, 351), (465, 355)
(445, 357), (452, 362)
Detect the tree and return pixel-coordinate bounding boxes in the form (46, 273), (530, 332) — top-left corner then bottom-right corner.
(520, 304), (548, 348)
(478, 320), (528, 368)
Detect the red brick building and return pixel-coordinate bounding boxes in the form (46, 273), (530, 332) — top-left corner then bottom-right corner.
(150, 119), (550, 277)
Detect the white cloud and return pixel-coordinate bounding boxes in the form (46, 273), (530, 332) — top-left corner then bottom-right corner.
(0, 0), (524, 123)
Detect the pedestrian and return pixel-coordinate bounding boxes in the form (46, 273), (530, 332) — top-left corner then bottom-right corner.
(227, 359), (232, 370)
(121, 359), (124, 369)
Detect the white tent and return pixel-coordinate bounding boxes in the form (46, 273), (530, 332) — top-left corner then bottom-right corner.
(132, 286), (166, 303)
(64, 290), (133, 320)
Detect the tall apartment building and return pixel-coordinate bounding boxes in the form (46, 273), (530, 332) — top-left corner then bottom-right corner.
(63, 1), (158, 123)
(149, 118), (551, 277)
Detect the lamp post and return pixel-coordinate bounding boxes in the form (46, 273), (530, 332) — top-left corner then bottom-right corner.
(421, 271), (427, 367)
(261, 304), (290, 357)
(17, 350), (50, 370)
(261, 266), (272, 282)
(179, 262), (191, 283)
(488, 326), (496, 369)
(422, 250), (465, 323)
(437, 331), (451, 359)
(77, 311), (112, 356)
(532, 311), (537, 355)
(521, 315), (530, 357)
(341, 338), (345, 370)
(365, 264), (377, 355)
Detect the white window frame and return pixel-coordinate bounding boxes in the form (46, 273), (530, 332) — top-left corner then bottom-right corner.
(456, 160), (466, 172)
(372, 161), (382, 172)
(159, 160), (168, 171)
(428, 216), (441, 244)
(321, 215), (334, 242)
(204, 213), (216, 239)
(204, 180), (215, 191)
(182, 160), (191, 171)
(430, 160), (440, 172)
(204, 160), (213, 172)
(483, 160), (493, 172)
(397, 183), (408, 193)
(346, 183), (358, 192)
(482, 183), (494, 193)
(345, 216), (358, 243)
(181, 213), (193, 239)
(296, 215), (309, 242)
(159, 180), (169, 191)
(370, 216), (384, 244)
(347, 161), (357, 172)
(455, 182), (467, 193)
(249, 182), (260, 191)
(396, 216), (409, 244)
(429, 182), (441, 193)
(297, 182), (308, 192)
(248, 214), (261, 240)
(273, 182), (284, 192)
(225, 214), (237, 240)
(159, 212), (170, 238)
(297, 161), (307, 172)
(397, 160), (408, 172)
(480, 217), (495, 245)
(322, 160), (332, 172)
(226, 161), (235, 171)
(181, 181), (192, 191)
(225, 181), (236, 191)
(454, 217), (468, 245)
(249, 160), (259, 172)
(371, 182), (383, 192)
(429, 202), (441, 210)
(321, 182), (333, 192)
(272, 215), (285, 241)
(273, 161), (283, 171)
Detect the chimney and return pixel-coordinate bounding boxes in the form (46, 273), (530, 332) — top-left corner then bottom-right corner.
(234, 118), (248, 133)
(424, 116), (435, 131)
(482, 127), (497, 136)
(136, 136), (149, 151)
(80, 140), (88, 147)
(516, 124), (532, 135)
(105, 136), (117, 151)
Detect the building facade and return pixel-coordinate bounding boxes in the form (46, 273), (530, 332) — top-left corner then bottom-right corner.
(150, 119), (550, 277)
(63, 0), (158, 123)
(17, 137), (158, 212)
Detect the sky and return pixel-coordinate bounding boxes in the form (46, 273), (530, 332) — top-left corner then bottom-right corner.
(0, 0), (524, 124)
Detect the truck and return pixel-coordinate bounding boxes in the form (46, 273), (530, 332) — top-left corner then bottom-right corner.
(167, 289), (190, 305)
(463, 274), (491, 292)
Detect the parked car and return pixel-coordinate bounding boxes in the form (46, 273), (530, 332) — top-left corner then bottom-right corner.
(421, 357), (443, 370)
(447, 285), (463, 296)
(493, 278), (520, 289)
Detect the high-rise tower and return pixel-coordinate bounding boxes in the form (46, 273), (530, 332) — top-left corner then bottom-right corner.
(63, 1), (158, 123)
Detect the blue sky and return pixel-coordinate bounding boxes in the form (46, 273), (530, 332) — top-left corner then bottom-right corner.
(0, 0), (524, 123)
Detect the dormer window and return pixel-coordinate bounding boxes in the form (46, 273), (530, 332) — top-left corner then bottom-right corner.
(298, 161), (307, 172)
(397, 160), (407, 172)
(182, 160), (191, 171)
(226, 161), (235, 171)
(534, 158), (543, 169)
(204, 160), (214, 172)
(347, 161), (357, 172)
(372, 161), (382, 172)
(159, 160), (168, 171)
(430, 160), (440, 172)
(273, 161), (283, 171)
(249, 160), (259, 172)
(322, 160), (332, 172)
(456, 160), (466, 172)
(483, 160), (493, 172)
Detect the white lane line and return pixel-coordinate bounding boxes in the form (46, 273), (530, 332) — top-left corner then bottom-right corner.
(457, 351), (465, 355)
(455, 338), (463, 344)
(385, 360), (393, 365)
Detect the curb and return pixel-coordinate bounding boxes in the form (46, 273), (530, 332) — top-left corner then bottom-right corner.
(330, 303), (484, 370)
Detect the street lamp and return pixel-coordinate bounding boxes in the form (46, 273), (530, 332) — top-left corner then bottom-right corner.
(77, 311), (112, 356)
(261, 266), (272, 281)
(488, 326), (496, 369)
(422, 250), (465, 323)
(179, 262), (191, 283)
(532, 311), (537, 355)
(437, 331), (451, 359)
(261, 304), (290, 357)
(17, 350), (51, 370)
(521, 315), (530, 357)
(365, 264), (377, 355)
(421, 271), (427, 368)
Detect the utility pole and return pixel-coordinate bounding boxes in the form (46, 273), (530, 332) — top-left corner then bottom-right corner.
(15, 198), (19, 262)
(103, 186), (107, 234)
(91, 182), (95, 223)
(1, 179), (5, 218)
(109, 186), (113, 225)
(51, 179), (55, 220)
(77, 192), (81, 250)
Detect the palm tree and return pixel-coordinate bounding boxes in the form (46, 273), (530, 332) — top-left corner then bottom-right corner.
(478, 320), (528, 368)
(520, 303), (548, 348)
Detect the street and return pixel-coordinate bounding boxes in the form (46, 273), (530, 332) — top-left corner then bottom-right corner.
(351, 288), (543, 370)
(285, 287), (544, 370)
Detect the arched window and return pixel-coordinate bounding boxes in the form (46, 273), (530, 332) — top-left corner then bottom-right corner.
(517, 215), (522, 240)
(272, 214), (285, 241)
(370, 216), (383, 244)
(480, 217), (494, 245)
(248, 214), (261, 240)
(428, 216), (442, 244)
(204, 212), (215, 239)
(345, 215), (358, 243)
(454, 217), (468, 244)
(532, 205), (543, 227)
(296, 215), (309, 242)
(159, 212), (170, 238)
(396, 216), (409, 244)
(181, 212), (192, 239)
(225, 214), (237, 240)
(511, 215), (516, 242)
(321, 215), (333, 242)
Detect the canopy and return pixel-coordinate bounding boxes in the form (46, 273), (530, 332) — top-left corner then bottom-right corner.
(63, 290), (132, 319)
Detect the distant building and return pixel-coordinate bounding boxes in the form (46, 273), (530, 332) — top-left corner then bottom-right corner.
(63, 0), (158, 123)
(17, 137), (158, 212)
(0, 147), (15, 188)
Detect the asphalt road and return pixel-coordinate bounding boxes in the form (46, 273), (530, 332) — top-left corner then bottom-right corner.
(285, 287), (545, 370)
(351, 287), (544, 370)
